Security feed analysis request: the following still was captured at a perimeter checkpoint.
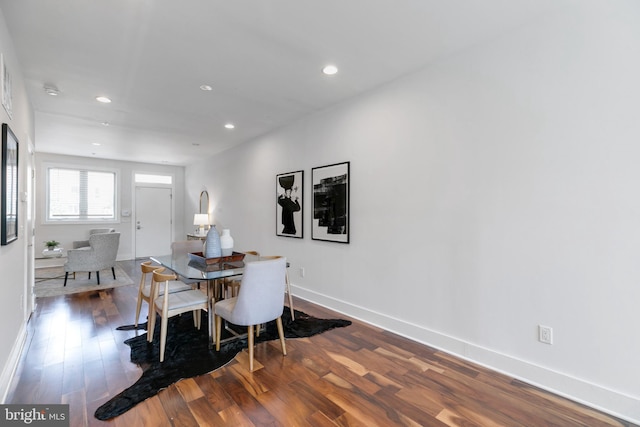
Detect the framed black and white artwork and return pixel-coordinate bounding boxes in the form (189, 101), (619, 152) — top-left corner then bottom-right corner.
(1, 123), (18, 245)
(276, 170), (303, 238)
(312, 161), (349, 243)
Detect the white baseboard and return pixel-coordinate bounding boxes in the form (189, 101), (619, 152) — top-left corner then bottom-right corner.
(0, 323), (28, 403)
(292, 285), (640, 425)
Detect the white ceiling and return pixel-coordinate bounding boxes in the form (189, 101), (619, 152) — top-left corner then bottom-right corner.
(0, 0), (563, 166)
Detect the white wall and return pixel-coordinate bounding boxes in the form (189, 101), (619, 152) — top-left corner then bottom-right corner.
(185, 1), (640, 422)
(34, 153), (186, 260)
(0, 9), (35, 401)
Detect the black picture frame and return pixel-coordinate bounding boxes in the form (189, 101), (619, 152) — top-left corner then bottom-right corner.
(312, 161), (349, 243)
(1, 123), (18, 245)
(276, 170), (303, 238)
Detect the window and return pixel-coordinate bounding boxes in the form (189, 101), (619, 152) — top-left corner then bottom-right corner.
(46, 167), (116, 221)
(135, 173), (172, 185)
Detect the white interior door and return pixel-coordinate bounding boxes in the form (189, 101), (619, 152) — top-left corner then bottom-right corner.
(26, 145), (35, 318)
(135, 186), (172, 257)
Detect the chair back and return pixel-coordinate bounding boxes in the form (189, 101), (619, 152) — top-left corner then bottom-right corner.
(152, 269), (178, 306)
(171, 240), (203, 255)
(90, 228), (115, 235)
(140, 260), (157, 275)
(233, 257), (287, 325)
(88, 232), (120, 270)
(139, 261), (162, 294)
(152, 269), (176, 283)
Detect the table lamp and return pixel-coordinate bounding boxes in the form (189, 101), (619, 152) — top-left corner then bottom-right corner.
(193, 213), (209, 235)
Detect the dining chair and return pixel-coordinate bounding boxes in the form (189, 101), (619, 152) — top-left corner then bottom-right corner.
(214, 257), (287, 371)
(134, 261), (192, 328)
(149, 269), (209, 362)
(260, 255), (295, 320)
(222, 250), (260, 298)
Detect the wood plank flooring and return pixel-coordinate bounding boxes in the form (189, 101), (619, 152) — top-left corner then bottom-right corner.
(6, 259), (635, 426)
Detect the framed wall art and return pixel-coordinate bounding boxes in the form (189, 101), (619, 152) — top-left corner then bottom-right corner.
(1, 123), (18, 245)
(312, 161), (349, 243)
(276, 170), (303, 238)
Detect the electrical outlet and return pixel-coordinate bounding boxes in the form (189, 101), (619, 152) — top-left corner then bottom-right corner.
(299, 267), (305, 278)
(538, 325), (553, 344)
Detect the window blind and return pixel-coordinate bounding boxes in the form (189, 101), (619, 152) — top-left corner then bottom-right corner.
(47, 167), (116, 221)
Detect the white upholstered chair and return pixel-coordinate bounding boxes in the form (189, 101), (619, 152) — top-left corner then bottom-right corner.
(148, 269), (209, 362)
(63, 232), (120, 286)
(72, 228), (116, 249)
(222, 250), (260, 298)
(214, 257), (287, 371)
(134, 261), (192, 328)
(260, 255), (295, 321)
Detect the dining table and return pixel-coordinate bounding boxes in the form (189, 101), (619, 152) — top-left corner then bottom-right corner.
(150, 252), (261, 347)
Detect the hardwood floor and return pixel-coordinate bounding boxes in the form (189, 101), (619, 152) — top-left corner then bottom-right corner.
(6, 259), (634, 426)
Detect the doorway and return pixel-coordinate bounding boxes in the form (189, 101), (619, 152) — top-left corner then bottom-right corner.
(135, 186), (172, 257)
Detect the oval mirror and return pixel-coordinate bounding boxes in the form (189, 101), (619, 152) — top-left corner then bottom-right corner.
(199, 190), (209, 214)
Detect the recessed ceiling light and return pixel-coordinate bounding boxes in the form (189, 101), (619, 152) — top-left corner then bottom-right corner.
(101, 121), (110, 126)
(92, 142), (101, 146)
(200, 85), (213, 91)
(322, 65), (338, 75)
(96, 96), (112, 103)
(224, 123), (235, 129)
(44, 85), (60, 96)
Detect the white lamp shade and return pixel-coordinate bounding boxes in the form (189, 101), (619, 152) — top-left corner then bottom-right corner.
(193, 213), (209, 226)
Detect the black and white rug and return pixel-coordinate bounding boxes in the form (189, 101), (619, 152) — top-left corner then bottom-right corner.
(94, 308), (351, 420)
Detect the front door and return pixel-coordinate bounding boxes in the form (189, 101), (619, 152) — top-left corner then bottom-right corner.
(135, 186), (172, 257)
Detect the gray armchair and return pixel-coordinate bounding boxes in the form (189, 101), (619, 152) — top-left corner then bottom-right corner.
(72, 228), (116, 249)
(64, 232), (120, 286)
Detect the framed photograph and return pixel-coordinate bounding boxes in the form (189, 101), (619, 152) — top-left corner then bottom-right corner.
(312, 161), (349, 243)
(1, 123), (18, 245)
(276, 170), (303, 238)
(1, 54), (12, 119)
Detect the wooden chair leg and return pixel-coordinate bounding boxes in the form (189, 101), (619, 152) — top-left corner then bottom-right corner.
(287, 290), (295, 321)
(134, 293), (143, 327)
(286, 274), (295, 320)
(193, 310), (202, 329)
(160, 315), (169, 362)
(147, 310), (157, 342)
(248, 325), (255, 371)
(276, 316), (287, 356)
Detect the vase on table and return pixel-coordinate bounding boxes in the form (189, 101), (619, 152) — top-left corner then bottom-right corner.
(203, 225), (221, 258)
(220, 229), (234, 256)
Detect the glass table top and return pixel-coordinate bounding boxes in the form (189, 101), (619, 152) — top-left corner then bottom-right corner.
(150, 253), (261, 281)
